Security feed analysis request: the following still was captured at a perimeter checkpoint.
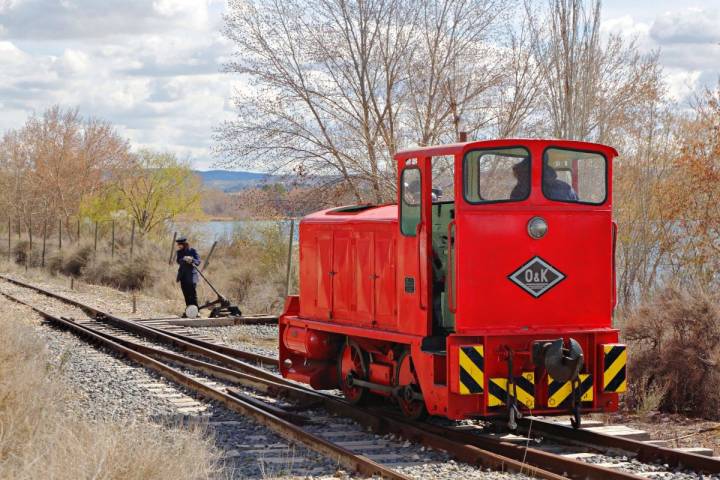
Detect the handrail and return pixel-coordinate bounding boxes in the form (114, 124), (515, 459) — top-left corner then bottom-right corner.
(447, 220), (457, 313)
(611, 221), (618, 308)
(417, 222), (426, 310)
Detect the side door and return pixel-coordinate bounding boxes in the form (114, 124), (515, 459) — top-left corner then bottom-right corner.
(332, 230), (355, 322)
(396, 158), (432, 336)
(316, 231), (333, 320)
(355, 230), (374, 326)
(374, 233), (397, 329)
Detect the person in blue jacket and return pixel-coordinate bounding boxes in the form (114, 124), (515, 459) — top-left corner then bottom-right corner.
(175, 237), (201, 312)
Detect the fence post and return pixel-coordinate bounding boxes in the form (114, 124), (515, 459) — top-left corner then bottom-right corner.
(284, 218), (295, 298)
(28, 217), (32, 266)
(94, 221), (98, 253)
(168, 231), (177, 265)
(41, 220), (47, 268)
(58, 219), (62, 252)
(202, 241), (218, 272)
(76, 217), (80, 243)
(111, 220), (115, 258)
(130, 220), (135, 259)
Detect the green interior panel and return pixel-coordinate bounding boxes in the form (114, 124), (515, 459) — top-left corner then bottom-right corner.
(431, 201), (455, 333)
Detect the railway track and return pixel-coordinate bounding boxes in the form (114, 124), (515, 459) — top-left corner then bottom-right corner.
(2, 274), (720, 479)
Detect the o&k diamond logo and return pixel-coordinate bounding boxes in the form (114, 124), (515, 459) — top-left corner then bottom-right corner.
(508, 256), (566, 298)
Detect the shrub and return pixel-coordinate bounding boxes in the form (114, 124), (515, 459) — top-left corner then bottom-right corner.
(11, 240), (31, 265)
(624, 287), (720, 419)
(46, 252), (63, 275)
(84, 258), (117, 285)
(115, 258), (154, 290)
(60, 243), (94, 277)
(11, 240), (44, 268)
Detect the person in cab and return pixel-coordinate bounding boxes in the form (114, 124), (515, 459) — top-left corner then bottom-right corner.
(510, 157), (577, 201)
(543, 164), (578, 201)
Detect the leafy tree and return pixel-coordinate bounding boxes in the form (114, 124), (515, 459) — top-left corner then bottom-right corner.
(113, 150), (203, 234)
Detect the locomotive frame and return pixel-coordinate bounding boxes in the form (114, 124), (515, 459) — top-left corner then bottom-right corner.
(279, 138), (626, 427)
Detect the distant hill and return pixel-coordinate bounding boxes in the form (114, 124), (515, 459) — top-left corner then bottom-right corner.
(194, 170), (278, 192)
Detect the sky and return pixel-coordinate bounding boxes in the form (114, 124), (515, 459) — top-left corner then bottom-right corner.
(0, 0), (719, 170)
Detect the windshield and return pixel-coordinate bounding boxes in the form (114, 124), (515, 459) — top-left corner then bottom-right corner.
(463, 147), (530, 203)
(543, 148), (606, 204)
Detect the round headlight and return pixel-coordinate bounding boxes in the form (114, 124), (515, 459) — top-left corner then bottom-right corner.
(527, 217), (548, 239)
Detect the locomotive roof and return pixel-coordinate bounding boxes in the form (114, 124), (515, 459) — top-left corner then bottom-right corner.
(303, 204), (397, 223)
(394, 138), (618, 160)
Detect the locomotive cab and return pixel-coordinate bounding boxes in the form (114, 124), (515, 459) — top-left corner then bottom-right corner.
(279, 138), (625, 427)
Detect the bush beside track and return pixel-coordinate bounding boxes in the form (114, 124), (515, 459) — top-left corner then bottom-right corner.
(624, 287), (720, 420)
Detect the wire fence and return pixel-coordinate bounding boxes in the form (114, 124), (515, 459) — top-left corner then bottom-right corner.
(2, 216), (165, 266)
(2, 216), (299, 299)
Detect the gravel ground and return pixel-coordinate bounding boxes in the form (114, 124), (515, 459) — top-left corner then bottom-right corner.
(0, 272), (533, 479)
(609, 412), (720, 453)
(196, 323), (280, 359)
(4, 269), (719, 479)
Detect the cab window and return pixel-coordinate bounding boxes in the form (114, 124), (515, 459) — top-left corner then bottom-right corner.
(543, 148), (606, 204)
(400, 168), (421, 236)
(463, 147), (530, 203)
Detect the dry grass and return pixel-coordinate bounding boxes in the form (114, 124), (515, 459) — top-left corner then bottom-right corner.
(624, 286), (720, 419)
(197, 224), (297, 314)
(6, 223), (297, 316)
(0, 318), (224, 480)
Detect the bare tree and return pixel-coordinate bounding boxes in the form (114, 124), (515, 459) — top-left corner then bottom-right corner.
(491, 15), (543, 137)
(216, 0), (512, 204)
(526, 0), (661, 142)
(0, 106), (132, 235)
(401, 0), (507, 145)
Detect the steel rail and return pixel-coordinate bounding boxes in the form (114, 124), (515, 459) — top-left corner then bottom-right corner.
(81, 320), (567, 479)
(0, 278), (565, 479)
(141, 322), (278, 366)
(393, 413), (641, 480)
(518, 418), (720, 474)
(0, 291), (409, 480)
(4, 275), (713, 478)
(0, 275), (280, 380)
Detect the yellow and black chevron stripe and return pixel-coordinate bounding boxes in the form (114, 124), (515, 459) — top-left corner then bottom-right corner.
(487, 373), (535, 409)
(458, 345), (484, 395)
(547, 374), (593, 408)
(603, 344), (627, 393)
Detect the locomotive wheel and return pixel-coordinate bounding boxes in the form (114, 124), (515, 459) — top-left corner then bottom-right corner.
(395, 351), (428, 420)
(338, 341), (368, 405)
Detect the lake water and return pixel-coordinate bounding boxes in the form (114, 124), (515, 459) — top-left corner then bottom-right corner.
(171, 220), (298, 247)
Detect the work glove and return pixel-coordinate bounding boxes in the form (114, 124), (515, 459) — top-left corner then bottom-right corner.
(183, 256), (193, 264)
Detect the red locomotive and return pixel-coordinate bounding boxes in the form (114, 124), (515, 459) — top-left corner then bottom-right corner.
(279, 138), (626, 427)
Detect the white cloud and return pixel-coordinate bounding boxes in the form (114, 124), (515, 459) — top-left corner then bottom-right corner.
(0, 0), (212, 40)
(602, 15), (651, 39)
(603, 5), (720, 102)
(0, 39), (25, 64)
(664, 68), (703, 101)
(650, 7), (720, 44)
(54, 48), (89, 76)
(0, 0), (233, 169)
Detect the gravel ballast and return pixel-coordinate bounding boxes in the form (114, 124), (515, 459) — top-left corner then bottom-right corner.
(0, 272), (535, 479)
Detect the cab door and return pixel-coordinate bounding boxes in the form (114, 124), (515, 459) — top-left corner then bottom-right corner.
(396, 157), (432, 336)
